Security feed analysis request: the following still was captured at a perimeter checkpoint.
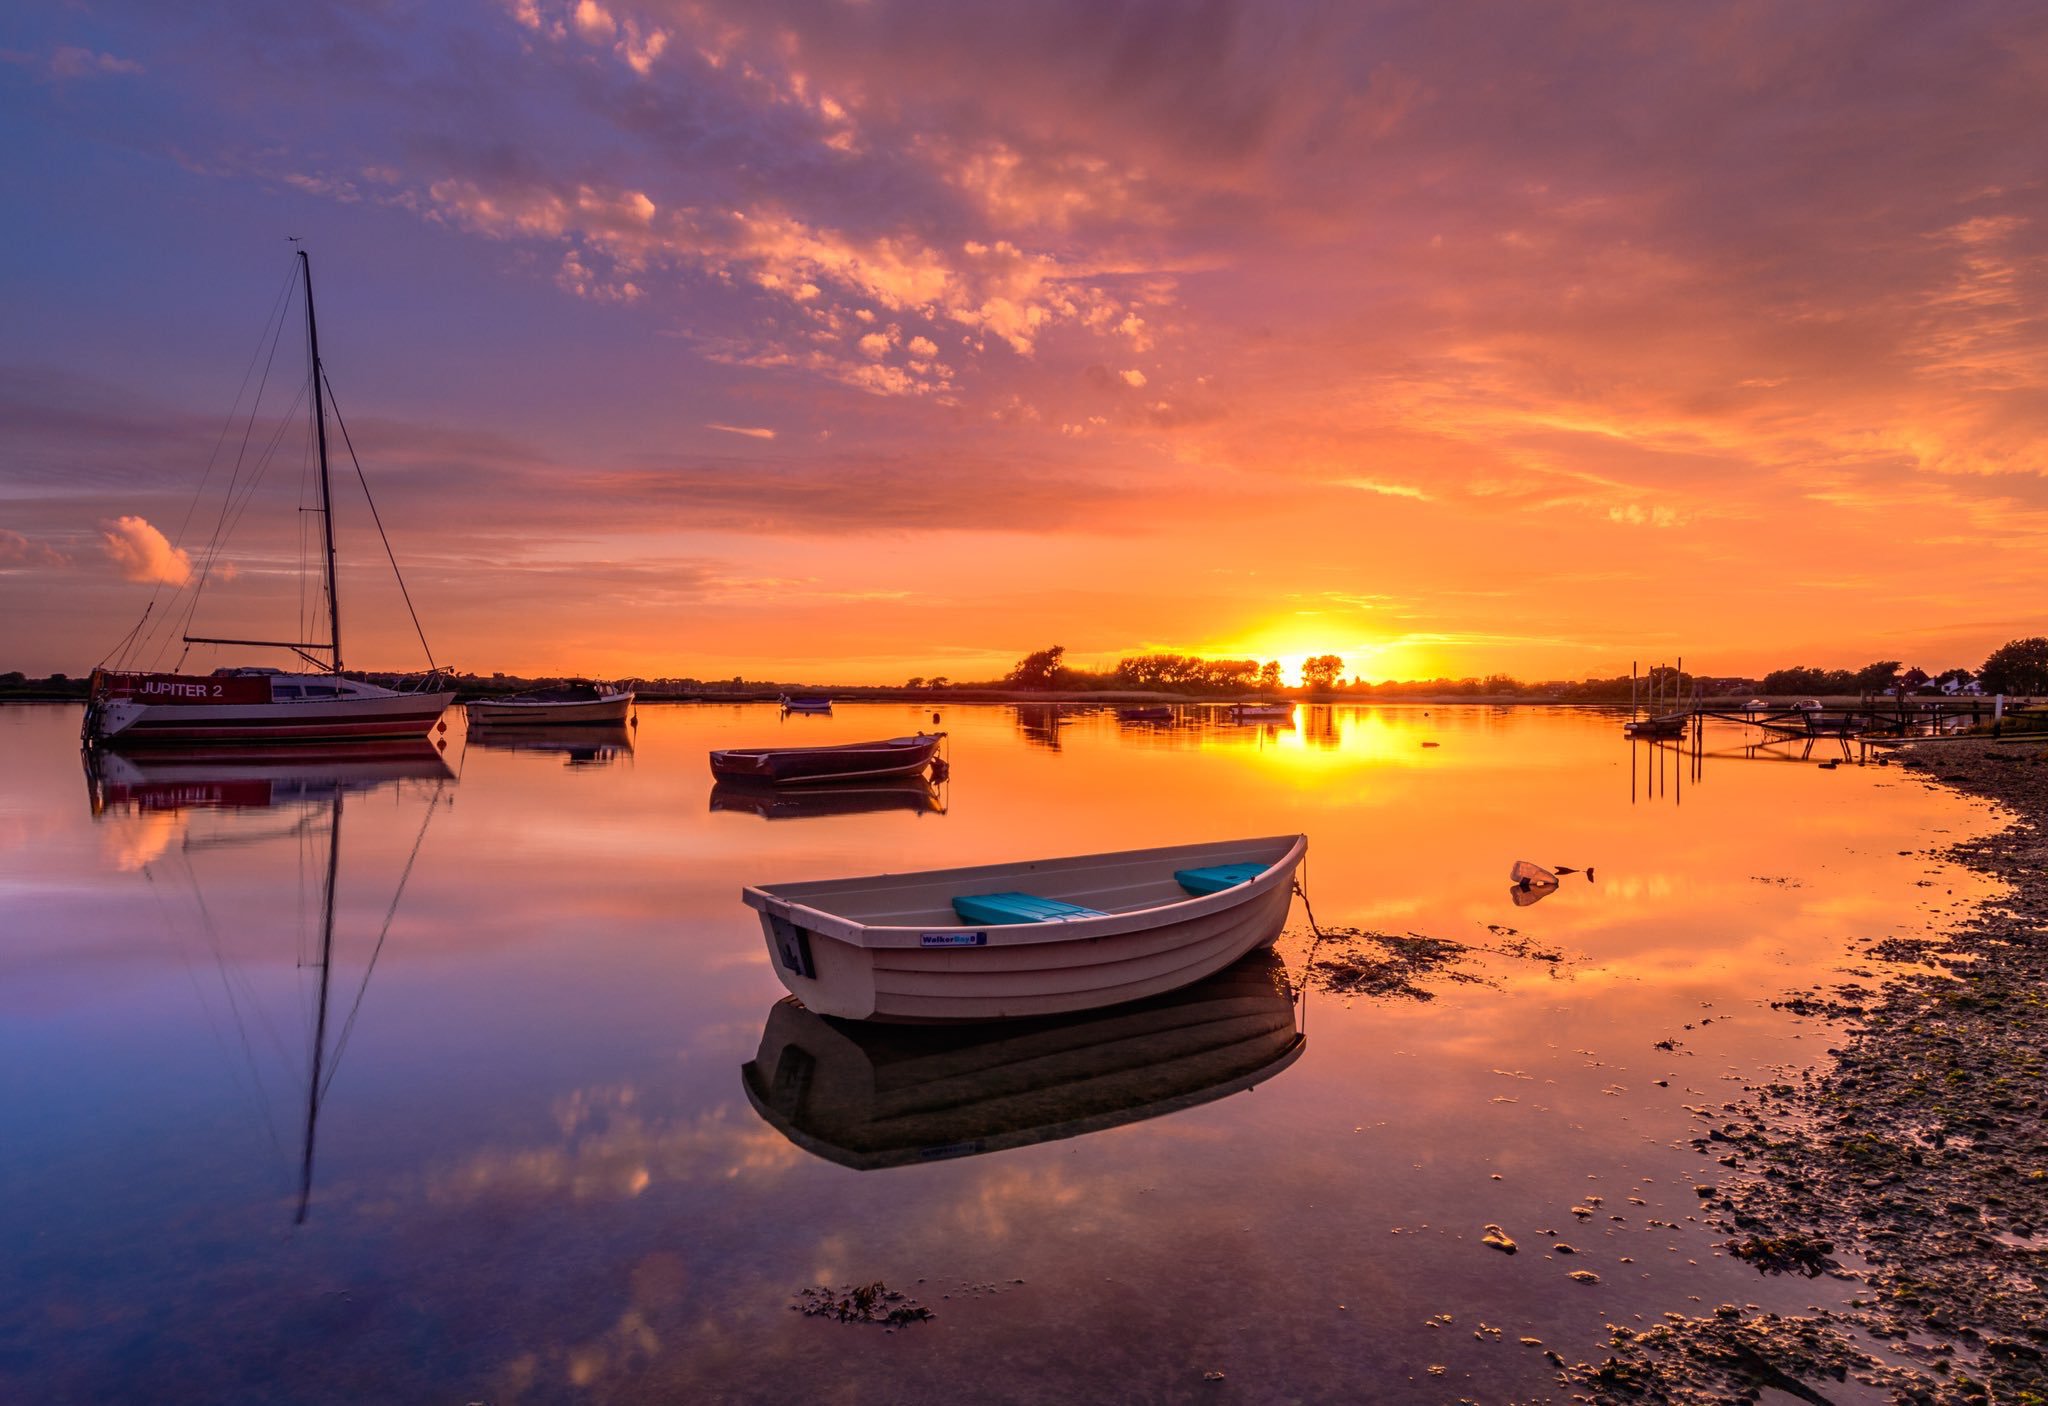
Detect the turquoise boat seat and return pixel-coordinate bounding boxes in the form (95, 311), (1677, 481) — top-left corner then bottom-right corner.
(951, 892), (1105, 925)
(1174, 863), (1266, 896)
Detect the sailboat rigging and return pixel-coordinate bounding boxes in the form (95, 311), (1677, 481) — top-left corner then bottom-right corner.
(84, 248), (453, 747)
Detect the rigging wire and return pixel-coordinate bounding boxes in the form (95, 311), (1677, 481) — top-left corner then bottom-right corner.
(103, 259), (298, 672)
(176, 275), (301, 639)
(172, 379), (312, 669)
(320, 374), (439, 673)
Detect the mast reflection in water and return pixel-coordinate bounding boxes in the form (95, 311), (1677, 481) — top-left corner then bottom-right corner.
(741, 948), (1302, 1170)
(84, 740), (454, 1222)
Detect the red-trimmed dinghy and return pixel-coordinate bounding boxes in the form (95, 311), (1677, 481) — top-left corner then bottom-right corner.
(709, 733), (943, 785)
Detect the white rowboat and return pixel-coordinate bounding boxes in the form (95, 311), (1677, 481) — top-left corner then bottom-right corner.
(466, 684), (633, 725)
(741, 834), (1306, 1022)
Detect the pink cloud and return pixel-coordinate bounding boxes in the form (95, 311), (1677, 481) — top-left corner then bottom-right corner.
(99, 516), (191, 586)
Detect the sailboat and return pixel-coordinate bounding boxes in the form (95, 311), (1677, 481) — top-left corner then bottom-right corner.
(83, 249), (453, 748)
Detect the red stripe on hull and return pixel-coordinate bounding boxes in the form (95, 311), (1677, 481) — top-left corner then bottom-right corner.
(104, 712), (446, 745)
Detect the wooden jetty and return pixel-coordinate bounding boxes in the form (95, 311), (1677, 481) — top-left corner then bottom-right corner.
(1691, 699), (1992, 739)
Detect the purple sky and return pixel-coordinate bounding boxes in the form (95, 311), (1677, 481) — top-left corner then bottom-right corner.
(4, 1), (2046, 683)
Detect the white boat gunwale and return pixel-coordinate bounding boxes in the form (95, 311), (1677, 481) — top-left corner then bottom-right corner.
(742, 833), (1306, 951)
(711, 733), (939, 761)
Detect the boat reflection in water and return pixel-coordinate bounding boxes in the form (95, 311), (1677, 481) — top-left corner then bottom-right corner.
(464, 721), (634, 769)
(740, 949), (1302, 1170)
(709, 776), (944, 820)
(83, 740), (452, 1223)
(86, 737), (454, 813)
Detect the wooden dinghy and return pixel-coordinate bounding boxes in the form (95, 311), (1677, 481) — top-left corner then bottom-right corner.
(740, 949), (1303, 1169)
(740, 833), (1307, 1022)
(709, 733), (943, 785)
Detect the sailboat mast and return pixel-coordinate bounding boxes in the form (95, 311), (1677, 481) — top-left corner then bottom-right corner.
(301, 249), (343, 674)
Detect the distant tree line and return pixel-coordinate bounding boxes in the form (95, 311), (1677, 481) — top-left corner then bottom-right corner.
(964, 638), (2048, 698)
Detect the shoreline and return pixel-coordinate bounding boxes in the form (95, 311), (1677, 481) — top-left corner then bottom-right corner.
(1571, 739), (2048, 1402)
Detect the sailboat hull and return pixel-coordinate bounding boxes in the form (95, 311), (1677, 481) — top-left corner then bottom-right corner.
(90, 690), (453, 746)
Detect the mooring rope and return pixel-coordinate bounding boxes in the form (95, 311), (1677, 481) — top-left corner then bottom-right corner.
(1289, 857), (1329, 1035)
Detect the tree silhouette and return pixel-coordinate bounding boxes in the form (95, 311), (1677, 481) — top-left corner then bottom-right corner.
(1980, 638), (2048, 695)
(1301, 655), (1344, 691)
(1008, 646), (1067, 689)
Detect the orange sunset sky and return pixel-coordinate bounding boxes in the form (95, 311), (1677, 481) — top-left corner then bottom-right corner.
(3, 2), (2046, 684)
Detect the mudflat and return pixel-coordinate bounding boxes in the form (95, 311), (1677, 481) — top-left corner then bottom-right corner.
(1570, 739), (2048, 1403)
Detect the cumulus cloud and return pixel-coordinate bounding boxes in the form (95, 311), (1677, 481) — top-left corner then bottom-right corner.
(99, 516), (191, 585)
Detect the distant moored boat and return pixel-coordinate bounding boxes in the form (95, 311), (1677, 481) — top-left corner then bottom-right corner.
(709, 732), (944, 785)
(467, 681), (633, 726)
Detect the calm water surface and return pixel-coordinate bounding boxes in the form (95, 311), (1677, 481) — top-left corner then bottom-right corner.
(0, 702), (2004, 1403)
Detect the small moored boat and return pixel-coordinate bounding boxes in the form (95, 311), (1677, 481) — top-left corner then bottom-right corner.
(710, 732), (944, 785)
(1116, 705), (1173, 722)
(740, 833), (1307, 1022)
(1230, 702), (1293, 722)
(466, 681), (633, 726)
(1623, 710), (1690, 739)
(780, 695), (833, 713)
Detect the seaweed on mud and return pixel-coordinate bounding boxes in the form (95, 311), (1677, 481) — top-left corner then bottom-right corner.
(792, 1281), (934, 1326)
(1724, 1231), (1839, 1278)
(1289, 922), (1571, 1000)
(1566, 1309), (1935, 1405)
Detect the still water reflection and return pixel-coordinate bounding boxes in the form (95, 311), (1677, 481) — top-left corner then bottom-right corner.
(0, 702), (2004, 1403)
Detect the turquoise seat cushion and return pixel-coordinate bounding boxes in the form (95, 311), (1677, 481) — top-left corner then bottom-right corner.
(1174, 863), (1266, 896)
(951, 892), (1105, 925)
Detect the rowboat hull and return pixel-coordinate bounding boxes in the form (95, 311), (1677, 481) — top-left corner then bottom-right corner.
(466, 692), (633, 725)
(740, 948), (1303, 1169)
(709, 733), (943, 785)
(742, 834), (1306, 1022)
